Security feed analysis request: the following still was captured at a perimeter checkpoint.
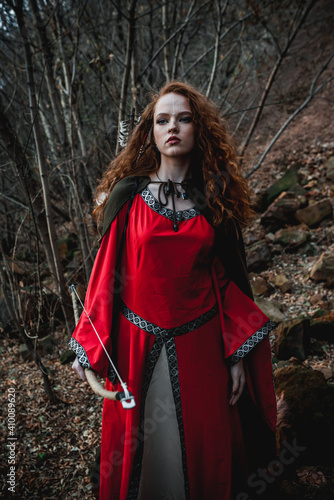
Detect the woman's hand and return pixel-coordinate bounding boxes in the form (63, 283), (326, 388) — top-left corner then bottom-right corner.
(229, 358), (245, 406)
(72, 356), (87, 381)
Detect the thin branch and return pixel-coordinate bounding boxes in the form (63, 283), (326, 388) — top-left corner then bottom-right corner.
(246, 51), (334, 178)
(206, 0), (226, 97)
(0, 192), (29, 210)
(136, 1), (211, 83)
(180, 12), (252, 80)
(171, 0), (197, 79)
(240, 0), (318, 156)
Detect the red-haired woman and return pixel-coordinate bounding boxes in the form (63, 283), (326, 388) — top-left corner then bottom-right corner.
(70, 82), (277, 500)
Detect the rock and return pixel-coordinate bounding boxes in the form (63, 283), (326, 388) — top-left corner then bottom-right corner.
(274, 365), (334, 464)
(0, 297), (15, 333)
(250, 275), (273, 296)
(61, 349), (76, 365)
(251, 192), (267, 212)
(274, 317), (310, 361)
(325, 156), (334, 181)
(264, 232), (275, 242)
(37, 335), (55, 356)
(19, 336), (56, 361)
(19, 344), (33, 362)
(310, 312), (334, 341)
(246, 239), (271, 271)
(288, 183), (308, 207)
(315, 362), (333, 380)
(266, 165), (299, 205)
(300, 242), (318, 256)
(58, 233), (79, 261)
(303, 179), (318, 189)
(295, 199), (333, 227)
(320, 218), (334, 228)
(310, 293), (325, 306)
(274, 358), (303, 371)
(254, 296), (285, 323)
(261, 191), (301, 227)
(243, 229), (266, 246)
(309, 338), (325, 356)
(312, 308), (331, 318)
(273, 225), (310, 248)
(310, 252), (334, 281)
(274, 274), (292, 293)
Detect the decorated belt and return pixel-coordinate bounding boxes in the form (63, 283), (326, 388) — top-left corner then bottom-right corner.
(120, 299), (218, 338)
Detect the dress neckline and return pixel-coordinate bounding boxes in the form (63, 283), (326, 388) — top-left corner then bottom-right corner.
(140, 186), (201, 224)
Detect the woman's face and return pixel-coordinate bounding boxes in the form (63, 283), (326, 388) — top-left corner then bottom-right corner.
(153, 93), (196, 161)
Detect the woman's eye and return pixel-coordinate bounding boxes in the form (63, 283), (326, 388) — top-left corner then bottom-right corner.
(156, 119), (167, 125)
(180, 116), (192, 123)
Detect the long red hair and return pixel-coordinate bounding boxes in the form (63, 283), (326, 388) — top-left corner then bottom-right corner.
(93, 81), (254, 229)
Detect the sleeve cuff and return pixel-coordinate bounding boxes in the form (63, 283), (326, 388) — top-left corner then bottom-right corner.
(69, 337), (91, 369)
(229, 319), (277, 364)
(69, 336), (118, 383)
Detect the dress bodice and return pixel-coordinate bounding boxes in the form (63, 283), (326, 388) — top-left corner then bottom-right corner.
(120, 187), (218, 328)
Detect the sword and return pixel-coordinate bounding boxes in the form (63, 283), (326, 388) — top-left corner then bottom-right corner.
(69, 284), (136, 409)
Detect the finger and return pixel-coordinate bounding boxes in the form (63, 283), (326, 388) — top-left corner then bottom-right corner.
(72, 357), (79, 371)
(72, 358), (87, 381)
(229, 376), (240, 405)
(230, 375), (245, 406)
(231, 375), (240, 396)
(77, 365), (86, 381)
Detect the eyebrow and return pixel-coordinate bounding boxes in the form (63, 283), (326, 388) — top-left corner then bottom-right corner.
(155, 111), (193, 117)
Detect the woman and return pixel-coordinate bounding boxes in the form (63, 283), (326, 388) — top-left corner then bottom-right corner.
(70, 81), (277, 500)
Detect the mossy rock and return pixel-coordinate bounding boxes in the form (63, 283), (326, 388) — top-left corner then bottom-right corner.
(310, 312), (334, 341)
(60, 349), (76, 365)
(275, 365), (334, 465)
(267, 166), (299, 205)
(274, 318), (310, 361)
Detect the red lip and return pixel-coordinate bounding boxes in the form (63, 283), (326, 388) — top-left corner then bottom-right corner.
(167, 136), (181, 143)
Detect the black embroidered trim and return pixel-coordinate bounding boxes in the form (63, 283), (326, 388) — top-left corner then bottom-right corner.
(230, 319), (277, 363)
(107, 363), (118, 384)
(121, 300), (218, 339)
(141, 187), (201, 222)
(126, 336), (165, 500)
(165, 337), (190, 499)
(68, 337), (91, 369)
(125, 304), (218, 499)
(68, 337), (117, 383)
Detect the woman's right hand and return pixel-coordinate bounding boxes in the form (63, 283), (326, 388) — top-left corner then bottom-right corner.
(72, 356), (87, 381)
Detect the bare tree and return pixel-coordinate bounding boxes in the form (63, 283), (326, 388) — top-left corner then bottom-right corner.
(10, 0), (73, 334)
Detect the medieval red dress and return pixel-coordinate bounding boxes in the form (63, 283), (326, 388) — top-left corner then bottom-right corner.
(69, 184), (277, 500)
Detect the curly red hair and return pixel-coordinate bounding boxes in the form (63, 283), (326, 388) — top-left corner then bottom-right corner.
(93, 81), (254, 229)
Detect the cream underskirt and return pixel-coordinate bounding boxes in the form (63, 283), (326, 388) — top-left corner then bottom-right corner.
(137, 344), (186, 500)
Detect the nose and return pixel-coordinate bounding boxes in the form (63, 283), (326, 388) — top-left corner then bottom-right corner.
(168, 117), (179, 133)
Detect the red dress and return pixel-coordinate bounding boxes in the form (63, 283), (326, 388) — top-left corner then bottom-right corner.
(70, 186), (276, 500)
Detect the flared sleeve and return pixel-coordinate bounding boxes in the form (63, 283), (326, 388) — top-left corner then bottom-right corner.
(68, 200), (130, 379)
(211, 254), (276, 364)
(211, 253), (277, 430)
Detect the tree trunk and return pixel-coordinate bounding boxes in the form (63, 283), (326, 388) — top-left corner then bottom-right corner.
(116, 0), (138, 154)
(13, 0), (73, 335)
(29, 0), (68, 151)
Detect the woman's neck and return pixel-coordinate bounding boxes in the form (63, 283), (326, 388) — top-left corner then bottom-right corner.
(155, 158), (192, 183)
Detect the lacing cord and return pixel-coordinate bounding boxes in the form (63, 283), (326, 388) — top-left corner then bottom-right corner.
(150, 179), (190, 232)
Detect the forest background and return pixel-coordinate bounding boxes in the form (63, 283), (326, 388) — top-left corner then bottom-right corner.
(0, 0), (333, 498)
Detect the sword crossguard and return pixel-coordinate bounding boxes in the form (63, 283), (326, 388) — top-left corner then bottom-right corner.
(116, 386), (136, 409)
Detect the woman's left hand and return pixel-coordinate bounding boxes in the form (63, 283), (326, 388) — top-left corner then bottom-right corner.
(229, 359), (245, 406)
